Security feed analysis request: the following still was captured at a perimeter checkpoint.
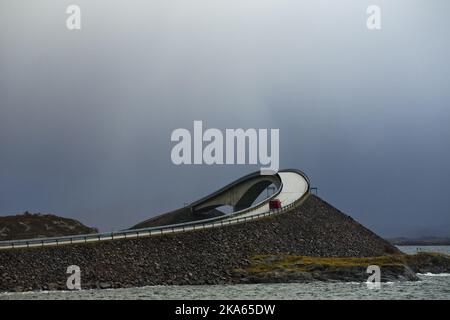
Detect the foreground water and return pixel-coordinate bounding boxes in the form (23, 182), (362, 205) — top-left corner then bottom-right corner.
(1, 246), (449, 300)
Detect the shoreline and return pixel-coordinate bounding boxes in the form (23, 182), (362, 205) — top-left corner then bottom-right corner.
(3, 197), (447, 293)
(1, 251), (449, 293)
(233, 252), (450, 284)
(1, 265), (450, 297)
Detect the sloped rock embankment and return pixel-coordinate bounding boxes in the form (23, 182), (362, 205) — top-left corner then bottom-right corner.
(233, 253), (450, 283)
(1, 195), (447, 292)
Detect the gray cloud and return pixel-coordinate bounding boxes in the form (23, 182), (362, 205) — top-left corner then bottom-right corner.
(1, 0), (449, 236)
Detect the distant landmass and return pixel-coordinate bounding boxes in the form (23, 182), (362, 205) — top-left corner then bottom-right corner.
(388, 236), (450, 246)
(0, 212), (98, 241)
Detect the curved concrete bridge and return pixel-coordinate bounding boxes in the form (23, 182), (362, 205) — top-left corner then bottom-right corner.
(0, 169), (310, 250)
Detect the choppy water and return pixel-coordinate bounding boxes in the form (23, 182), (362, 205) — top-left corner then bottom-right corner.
(1, 246), (449, 300)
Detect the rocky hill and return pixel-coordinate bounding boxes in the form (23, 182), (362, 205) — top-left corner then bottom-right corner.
(0, 195), (409, 292)
(0, 212), (98, 241)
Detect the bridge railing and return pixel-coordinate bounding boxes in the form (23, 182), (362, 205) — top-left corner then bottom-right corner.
(0, 189), (308, 250)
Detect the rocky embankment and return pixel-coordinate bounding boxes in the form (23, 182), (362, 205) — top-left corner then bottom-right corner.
(0, 212), (98, 241)
(0, 195), (447, 292)
(234, 253), (450, 283)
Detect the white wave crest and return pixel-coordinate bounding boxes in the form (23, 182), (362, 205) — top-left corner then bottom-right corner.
(417, 273), (450, 277)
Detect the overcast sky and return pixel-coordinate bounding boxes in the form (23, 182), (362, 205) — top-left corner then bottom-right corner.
(1, 0), (449, 237)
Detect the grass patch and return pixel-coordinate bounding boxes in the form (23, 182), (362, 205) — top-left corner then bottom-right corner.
(244, 254), (407, 274)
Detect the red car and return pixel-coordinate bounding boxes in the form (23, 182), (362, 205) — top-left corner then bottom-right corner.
(269, 199), (282, 210)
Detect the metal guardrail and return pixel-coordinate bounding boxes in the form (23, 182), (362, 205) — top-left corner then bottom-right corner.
(0, 183), (309, 251)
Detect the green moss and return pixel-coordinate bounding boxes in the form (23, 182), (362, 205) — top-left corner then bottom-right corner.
(237, 252), (450, 275)
(243, 254), (407, 274)
(235, 252), (449, 276)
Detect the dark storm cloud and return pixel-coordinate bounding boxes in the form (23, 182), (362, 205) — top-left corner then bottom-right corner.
(1, 0), (449, 236)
